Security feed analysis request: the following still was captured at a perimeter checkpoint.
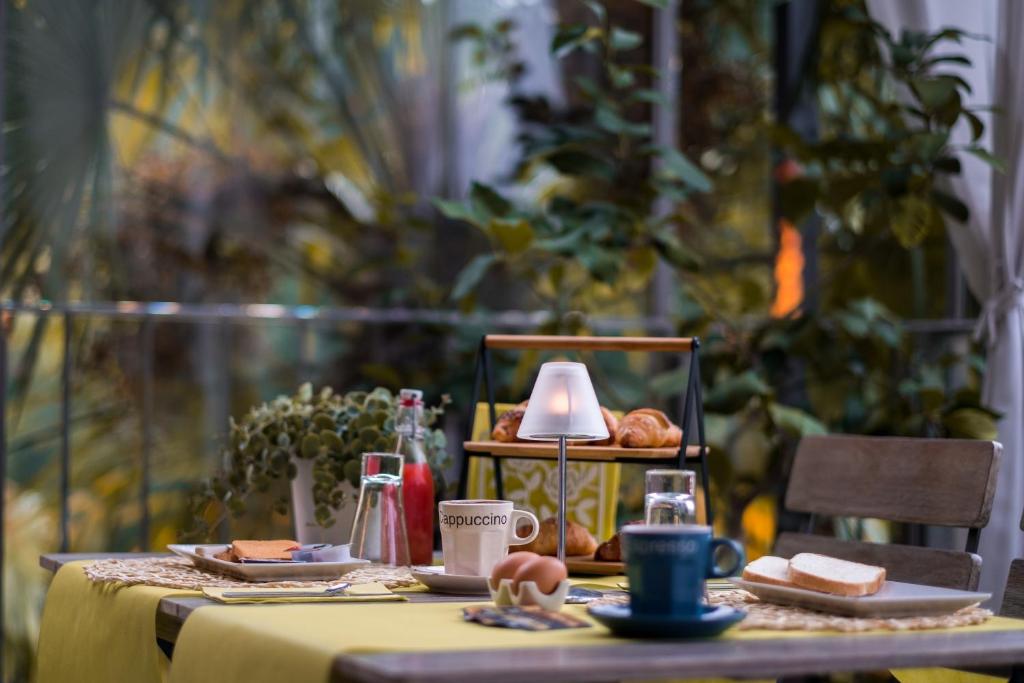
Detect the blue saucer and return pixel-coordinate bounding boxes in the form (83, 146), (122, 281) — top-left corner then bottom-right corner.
(588, 603), (745, 639)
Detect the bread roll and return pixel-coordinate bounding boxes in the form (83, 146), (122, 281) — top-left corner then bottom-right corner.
(593, 521), (643, 561)
(594, 533), (622, 562)
(518, 517), (598, 557)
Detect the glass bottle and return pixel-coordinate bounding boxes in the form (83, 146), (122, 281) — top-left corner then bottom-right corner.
(350, 452), (410, 566)
(395, 388), (436, 565)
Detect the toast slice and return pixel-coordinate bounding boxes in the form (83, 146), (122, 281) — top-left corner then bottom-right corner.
(787, 553), (886, 597)
(230, 539), (299, 561)
(742, 555), (796, 587)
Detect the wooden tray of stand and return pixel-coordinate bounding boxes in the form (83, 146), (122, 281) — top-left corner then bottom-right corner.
(566, 554), (625, 576)
(463, 440), (701, 462)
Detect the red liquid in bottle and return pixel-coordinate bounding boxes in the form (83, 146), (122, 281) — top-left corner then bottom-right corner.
(402, 461), (435, 565)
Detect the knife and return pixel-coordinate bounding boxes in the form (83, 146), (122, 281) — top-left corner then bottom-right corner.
(219, 590), (394, 599)
(220, 581), (358, 599)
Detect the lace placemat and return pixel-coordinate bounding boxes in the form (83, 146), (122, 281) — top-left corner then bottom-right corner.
(82, 556), (419, 590)
(589, 589), (992, 632)
(81, 561), (992, 632)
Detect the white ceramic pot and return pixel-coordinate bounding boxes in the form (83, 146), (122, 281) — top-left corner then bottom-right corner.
(290, 458), (359, 545)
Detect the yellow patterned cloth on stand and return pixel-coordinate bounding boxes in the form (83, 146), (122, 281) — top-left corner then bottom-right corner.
(466, 402), (621, 541)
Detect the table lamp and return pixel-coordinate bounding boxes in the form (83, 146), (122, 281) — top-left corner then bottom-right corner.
(517, 361), (609, 561)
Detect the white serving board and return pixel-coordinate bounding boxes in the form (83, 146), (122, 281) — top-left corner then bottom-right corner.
(729, 578), (990, 618)
(168, 544), (369, 583)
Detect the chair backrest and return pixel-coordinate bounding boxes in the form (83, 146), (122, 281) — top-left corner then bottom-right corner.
(785, 435), (1001, 527)
(774, 532), (982, 590)
(777, 435), (1002, 591)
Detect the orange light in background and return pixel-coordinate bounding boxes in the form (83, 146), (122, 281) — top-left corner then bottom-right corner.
(770, 219), (804, 318)
(741, 494), (778, 561)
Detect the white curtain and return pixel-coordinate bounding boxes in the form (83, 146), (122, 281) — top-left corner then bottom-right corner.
(868, 0), (1024, 605)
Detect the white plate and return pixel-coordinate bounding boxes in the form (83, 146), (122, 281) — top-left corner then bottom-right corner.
(729, 577), (990, 618)
(410, 566), (491, 594)
(168, 544), (369, 583)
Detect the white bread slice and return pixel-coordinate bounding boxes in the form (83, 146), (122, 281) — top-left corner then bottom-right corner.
(742, 556), (796, 587)
(787, 553), (886, 597)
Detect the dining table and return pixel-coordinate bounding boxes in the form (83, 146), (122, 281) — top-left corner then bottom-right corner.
(39, 552), (1024, 683)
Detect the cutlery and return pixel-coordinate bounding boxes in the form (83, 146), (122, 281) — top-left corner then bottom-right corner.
(221, 581), (357, 599)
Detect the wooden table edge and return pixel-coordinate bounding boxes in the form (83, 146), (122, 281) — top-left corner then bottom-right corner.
(331, 630), (1024, 683)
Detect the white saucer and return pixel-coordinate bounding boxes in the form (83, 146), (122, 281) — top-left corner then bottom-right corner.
(410, 566), (491, 594)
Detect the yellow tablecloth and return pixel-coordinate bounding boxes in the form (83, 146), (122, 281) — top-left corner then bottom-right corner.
(168, 597), (1024, 683)
(37, 562), (1020, 683)
(36, 562), (198, 683)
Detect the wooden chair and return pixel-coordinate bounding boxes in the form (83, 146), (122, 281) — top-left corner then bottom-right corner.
(1000, 492), (1024, 618)
(968, 519), (1024, 681)
(1000, 510), (1024, 682)
(775, 434), (1001, 591)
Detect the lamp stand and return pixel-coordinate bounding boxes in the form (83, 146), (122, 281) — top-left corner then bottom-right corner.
(557, 435), (567, 563)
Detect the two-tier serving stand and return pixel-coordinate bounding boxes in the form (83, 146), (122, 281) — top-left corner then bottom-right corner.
(457, 334), (713, 525)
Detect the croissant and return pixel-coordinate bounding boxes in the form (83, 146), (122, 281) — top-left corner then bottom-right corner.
(592, 406), (619, 446)
(617, 408), (682, 448)
(519, 517), (598, 557)
(594, 521), (643, 561)
(490, 401), (529, 442)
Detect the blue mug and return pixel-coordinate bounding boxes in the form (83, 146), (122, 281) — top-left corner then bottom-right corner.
(622, 524), (745, 618)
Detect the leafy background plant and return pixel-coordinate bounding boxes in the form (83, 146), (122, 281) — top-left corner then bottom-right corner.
(0, 0), (1000, 679)
(441, 0), (998, 552)
(191, 384), (450, 539)
(440, 2), (710, 318)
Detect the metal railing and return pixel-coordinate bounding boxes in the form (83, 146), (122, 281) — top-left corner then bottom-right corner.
(0, 300), (979, 550)
(0, 299), (679, 556)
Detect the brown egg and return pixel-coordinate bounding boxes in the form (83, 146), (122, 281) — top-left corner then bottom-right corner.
(511, 556), (568, 595)
(490, 551), (539, 589)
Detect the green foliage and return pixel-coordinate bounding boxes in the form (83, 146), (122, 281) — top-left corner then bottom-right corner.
(688, 297), (998, 535)
(443, 5), (710, 317)
(191, 384), (450, 536)
(444, 2), (1000, 541)
(775, 6), (1001, 247)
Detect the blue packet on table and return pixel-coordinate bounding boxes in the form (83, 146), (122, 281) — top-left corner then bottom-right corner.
(463, 605), (591, 631)
(290, 544), (353, 563)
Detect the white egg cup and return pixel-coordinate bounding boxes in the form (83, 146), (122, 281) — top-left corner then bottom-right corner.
(489, 578), (572, 612)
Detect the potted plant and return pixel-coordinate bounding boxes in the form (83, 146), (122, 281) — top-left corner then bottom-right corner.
(191, 383), (450, 544)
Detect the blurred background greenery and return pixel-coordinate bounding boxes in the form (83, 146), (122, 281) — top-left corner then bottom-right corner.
(1, 0), (996, 679)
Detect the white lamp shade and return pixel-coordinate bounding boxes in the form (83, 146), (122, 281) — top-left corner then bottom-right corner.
(517, 362), (609, 441)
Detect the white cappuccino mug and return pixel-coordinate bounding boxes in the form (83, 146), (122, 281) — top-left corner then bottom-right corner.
(438, 500), (540, 576)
